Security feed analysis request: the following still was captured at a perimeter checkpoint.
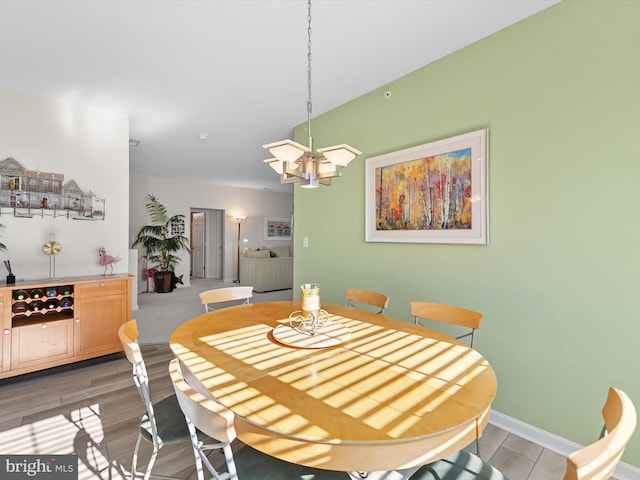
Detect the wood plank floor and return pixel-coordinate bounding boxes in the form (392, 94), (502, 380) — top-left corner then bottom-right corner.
(0, 344), (579, 480)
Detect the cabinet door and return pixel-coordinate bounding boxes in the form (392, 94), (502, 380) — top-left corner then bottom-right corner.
(0, 327), (9, 372)
(74, 280), (128, 357)
(11, 319), (74, 371)
(0, 295), (9, 372)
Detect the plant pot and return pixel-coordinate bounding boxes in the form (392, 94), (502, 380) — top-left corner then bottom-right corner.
(154, 271), (174, 293)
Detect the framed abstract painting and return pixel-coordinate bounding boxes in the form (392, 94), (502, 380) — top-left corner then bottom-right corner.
(365, 129), (488, 244)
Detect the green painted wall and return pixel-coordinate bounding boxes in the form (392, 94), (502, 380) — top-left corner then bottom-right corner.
(292, 0), (640, 468)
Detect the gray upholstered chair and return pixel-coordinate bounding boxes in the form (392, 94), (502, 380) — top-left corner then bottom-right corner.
(346, 288), (389, 314)
(118, 319), (203, 480)
(169, 357), (348, 480)
(563, 387), (636, 479)
(411, 301), (483, 347)
(199, 286), (253, 312)
(409, 387), (636, 480)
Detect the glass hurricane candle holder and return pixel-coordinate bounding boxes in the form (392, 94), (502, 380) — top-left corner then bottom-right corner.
(301, 283), (321, 317)
(289, 283), (328, 336)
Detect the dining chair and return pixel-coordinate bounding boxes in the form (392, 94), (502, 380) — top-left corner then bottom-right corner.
(409, 386), (636, 480)
(410, 301), (483, 347)
(347, 288), (390, 314)
(564, 387), (636, 480)
(118, 319), (204, 480)
(199, 286), (254, 312)
(169, 357), (348, 480)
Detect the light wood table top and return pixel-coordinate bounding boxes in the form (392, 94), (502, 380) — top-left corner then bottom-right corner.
(169, 301), (497, 472)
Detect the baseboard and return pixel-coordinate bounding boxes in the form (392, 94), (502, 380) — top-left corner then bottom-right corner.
(490, 410), (640, 480)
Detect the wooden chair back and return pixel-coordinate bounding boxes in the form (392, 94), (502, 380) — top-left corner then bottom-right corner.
(169, 358), (236, 444)
(347, 288), (389, 314)
(410, 301), (483, 346)
(118, 319), (143, 366)
(199, 286), (254, 312)
(117, 319), (160, 448)
(563, 387), (637, 480)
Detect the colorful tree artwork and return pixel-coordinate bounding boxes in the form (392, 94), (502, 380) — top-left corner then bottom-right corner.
(375, 148), (472, 231)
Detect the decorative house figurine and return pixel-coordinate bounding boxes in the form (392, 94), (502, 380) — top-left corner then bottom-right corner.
(0, 157), (105, 219)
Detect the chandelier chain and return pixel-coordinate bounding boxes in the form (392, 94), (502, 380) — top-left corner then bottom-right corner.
(262, 0), (360, 187)
(307, 0), (313, 148)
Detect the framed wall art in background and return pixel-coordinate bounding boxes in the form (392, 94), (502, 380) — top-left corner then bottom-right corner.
(264, 217), (292, 240)
(365, 129), (488, 244)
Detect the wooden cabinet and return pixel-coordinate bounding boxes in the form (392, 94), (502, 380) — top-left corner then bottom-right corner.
(1, 274), (132, 379)
(74, 279), (129, 358)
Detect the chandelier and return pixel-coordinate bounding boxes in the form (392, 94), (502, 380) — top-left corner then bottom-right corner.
(263, 0), (361, 188)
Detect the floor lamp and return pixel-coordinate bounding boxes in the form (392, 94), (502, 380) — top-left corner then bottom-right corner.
(234, 215), (246, 283)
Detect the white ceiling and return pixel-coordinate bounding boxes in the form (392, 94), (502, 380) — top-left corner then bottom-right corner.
(0, 0), (558, 193)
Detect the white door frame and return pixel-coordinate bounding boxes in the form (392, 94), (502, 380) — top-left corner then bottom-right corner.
(190, 208), (224, 280)
(190, 211), (206, 278)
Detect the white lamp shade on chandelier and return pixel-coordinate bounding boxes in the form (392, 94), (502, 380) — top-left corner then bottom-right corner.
(317, 144), (361, 166)
(264, 140), (308, 165)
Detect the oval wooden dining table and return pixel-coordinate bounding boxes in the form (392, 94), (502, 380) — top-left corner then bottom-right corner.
(169, 301), (497, 473)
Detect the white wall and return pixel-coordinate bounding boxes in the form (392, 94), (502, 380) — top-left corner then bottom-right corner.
(0, 87), (130, 280)
(129, 171), (293, 287)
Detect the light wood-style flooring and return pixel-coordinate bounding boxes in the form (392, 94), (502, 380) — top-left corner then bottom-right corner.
(0, 343), (577, 480)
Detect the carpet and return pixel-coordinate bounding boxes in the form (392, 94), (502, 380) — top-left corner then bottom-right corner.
(135, 277), (293, 344)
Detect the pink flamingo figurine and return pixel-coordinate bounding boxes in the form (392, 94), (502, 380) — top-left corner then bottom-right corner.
(140, 255), (157, 292)
(99, 247), (120, 276)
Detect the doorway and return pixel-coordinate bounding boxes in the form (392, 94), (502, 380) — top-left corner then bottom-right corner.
(190, 209), (224, 279)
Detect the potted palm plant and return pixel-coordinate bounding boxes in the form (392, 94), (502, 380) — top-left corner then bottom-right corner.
(132, 194), (189, 293)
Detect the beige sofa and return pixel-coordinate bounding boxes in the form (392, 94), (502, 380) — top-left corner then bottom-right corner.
(239, 245), (293, 293)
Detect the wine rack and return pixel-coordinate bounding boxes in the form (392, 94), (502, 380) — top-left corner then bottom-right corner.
(11, 285), (74, 327)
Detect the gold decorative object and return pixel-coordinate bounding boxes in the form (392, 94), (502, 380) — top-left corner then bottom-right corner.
(43, 234), (61, 279)
(43, 240), (61, 255)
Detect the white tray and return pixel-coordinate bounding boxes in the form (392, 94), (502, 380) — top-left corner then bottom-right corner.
(272, 321), (351, 349)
